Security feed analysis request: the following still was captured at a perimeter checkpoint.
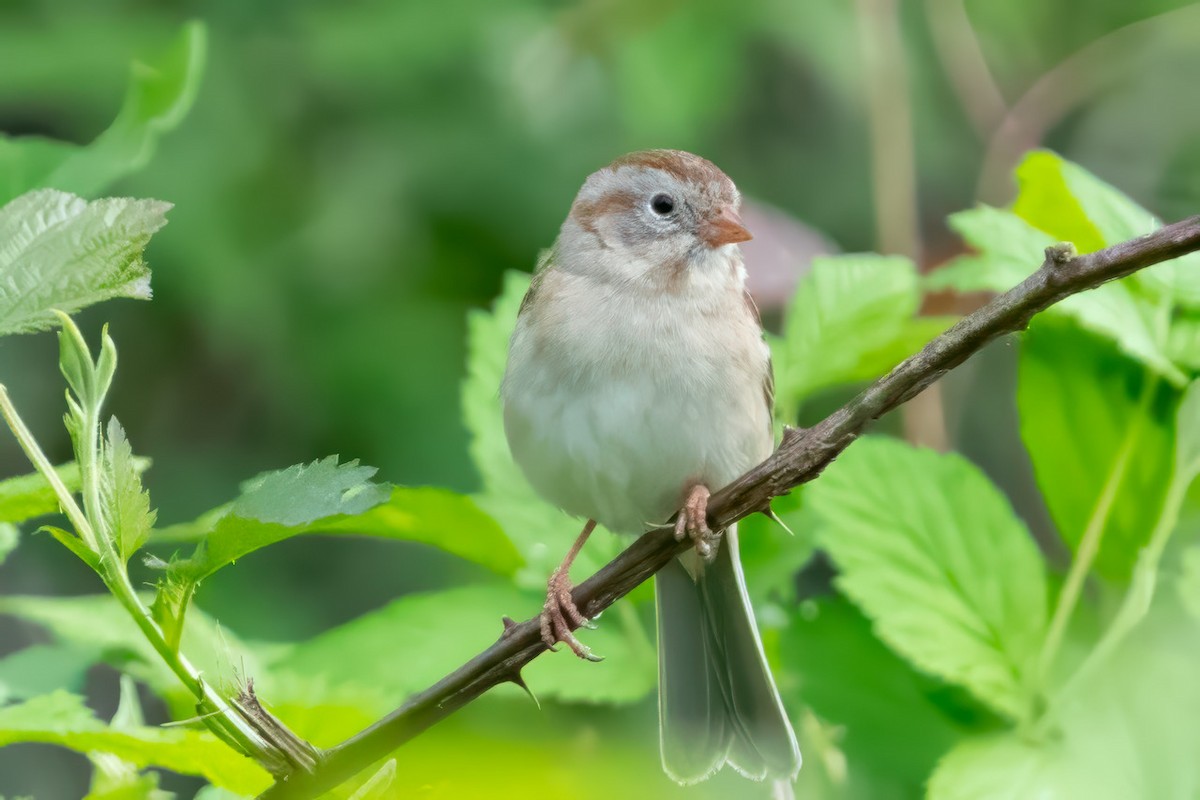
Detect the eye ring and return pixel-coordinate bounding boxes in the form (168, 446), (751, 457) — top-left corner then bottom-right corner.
(649, 193), (676, 215)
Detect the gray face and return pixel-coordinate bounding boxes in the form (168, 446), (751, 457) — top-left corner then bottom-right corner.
(570, 150), (741, 257)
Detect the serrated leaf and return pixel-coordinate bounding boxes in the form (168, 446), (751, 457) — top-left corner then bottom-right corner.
(230, 457), (388, 527)
(0, 691), (268, 794)
(1010, 149), (1200, 309)
(1018, 319), (1174, 581)
(464, 270), (625, 586)
(773, 254), (951, 409)
(102, 418), (156, 563)
(0, 22), (206, 204)
(780, 597), (970, 788)
(808, 436), (1047, 721)
(928, 206), (1055, 294)
(0, 190), (170, 335)
(932, 152), (1193, 384)
(159, 464), (517, 583)
(269, 584), (656, 708)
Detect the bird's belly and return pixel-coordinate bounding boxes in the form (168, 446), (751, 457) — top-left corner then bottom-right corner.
(504, 348), (767, 535)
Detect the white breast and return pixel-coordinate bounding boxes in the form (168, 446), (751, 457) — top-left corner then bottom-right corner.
(502, 264), (772, 535)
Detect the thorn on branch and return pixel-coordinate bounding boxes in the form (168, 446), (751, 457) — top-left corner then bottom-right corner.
(780, 425), (805, 447)
(505, 668), (540, 708)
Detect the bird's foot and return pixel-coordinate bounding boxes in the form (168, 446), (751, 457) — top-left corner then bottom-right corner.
(540, 567), (602, 662)
(674, 484), (721, 561)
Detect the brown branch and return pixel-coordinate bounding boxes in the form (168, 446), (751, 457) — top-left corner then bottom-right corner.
(261, 216), (1200, 799)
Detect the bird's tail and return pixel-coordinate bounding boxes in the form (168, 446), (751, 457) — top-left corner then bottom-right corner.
(655, 524), (802, 784)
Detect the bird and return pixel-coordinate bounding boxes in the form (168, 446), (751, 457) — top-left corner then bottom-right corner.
(501, 149), (801, 785)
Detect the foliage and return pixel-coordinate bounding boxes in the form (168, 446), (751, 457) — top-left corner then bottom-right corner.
(3, 8), (1200, 799)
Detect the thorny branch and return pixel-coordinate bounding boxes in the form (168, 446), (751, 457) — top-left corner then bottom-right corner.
(261, 216), (1200, 799)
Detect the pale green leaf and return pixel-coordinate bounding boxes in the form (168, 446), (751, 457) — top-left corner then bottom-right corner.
(807, 436), (1047, 720)
(0, 190), (170, 335)
(269, 584), (656, 708)
(0, 522), (15, 565)
(928, 205), (1054, 294)
(158, 473), (517, 583)
(0, 691), (268, 794)
(464, 270), (625, 586)
(1174, 380), (1200, 480)
(0, 594), (268, 707)
(932, 152), (1191, 384)
(167, 456), (390, 582)
(1018, 319), (1174, 580)
(929, 608), (1200, 800)
(1175, 546), (1200, 622)
(0, 462), (83, 524)
(0, 643), (95, 704)
(774, 254), (948, 408)
(0, 23), (206, 204)
(1010, 149), (1200, 308)
(102, 418), (156, 563)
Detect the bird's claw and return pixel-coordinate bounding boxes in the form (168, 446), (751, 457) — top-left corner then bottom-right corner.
(674, 484), (721, 561)
(540, 567), (603, 662)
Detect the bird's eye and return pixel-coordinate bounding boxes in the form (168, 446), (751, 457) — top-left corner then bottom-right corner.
(650, 193), (675, 215)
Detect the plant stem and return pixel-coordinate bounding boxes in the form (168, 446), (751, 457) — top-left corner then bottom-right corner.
(1038, 460), (1190, 731)
(0, 386), (97, 550)
(0, 384), (272, 767)
(1034, 375), (1156, 690)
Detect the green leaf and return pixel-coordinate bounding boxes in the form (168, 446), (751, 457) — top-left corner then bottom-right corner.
(269, 584), (657, 708)
(0, 643), (95, 703)
(464, 270), (625, 586)
(159, 462), (517, 581)
(0, 463), (84, 524)
(1018, 319), (1174, 581)
(228, 457), (388, 527)
(928, 206), (1054, 294)
(1174, 380), (1200, 481)
(929, 607), (1200, 800)
(167, 457), (389, 581)
(807, 436), (1047, 721)
(0, 522), (15, 565)
(85, 676), (172, 800)
(41, 524), (101, 571)
(737, 490), (816, 607)
(932, 152), (1191, 384)
(780, 597), (971, 789)
(773, 254), (952, 409)
(102, 418), (156, 563)
(0, 594), (268, 708)
(0, 22), (206, 204)
(0, 691), (268, 794)
(0, 190), (170, 335)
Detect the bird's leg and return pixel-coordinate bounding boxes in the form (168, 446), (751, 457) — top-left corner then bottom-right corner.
(540, 519), (602, 662)
(674, 483), (721, 561)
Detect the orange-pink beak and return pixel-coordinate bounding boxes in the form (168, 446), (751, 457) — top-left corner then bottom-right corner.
(701, 206), (752, 248)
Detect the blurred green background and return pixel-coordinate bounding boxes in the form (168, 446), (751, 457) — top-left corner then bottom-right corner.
(2, 0), (1200, 798)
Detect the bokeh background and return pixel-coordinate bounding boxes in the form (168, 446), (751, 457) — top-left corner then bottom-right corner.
(2, 0), (1200, 798)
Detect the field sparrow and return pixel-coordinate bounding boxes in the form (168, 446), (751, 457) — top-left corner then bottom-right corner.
(501, 150), (801, 784)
